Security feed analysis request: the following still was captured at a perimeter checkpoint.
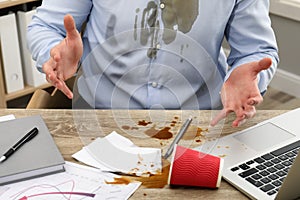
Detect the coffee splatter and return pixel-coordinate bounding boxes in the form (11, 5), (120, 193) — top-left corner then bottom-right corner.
(138, 120), (152, 126)
(122, 125), (131, 130)
(196, 127), (208, 137)
(170, 120), (177, 127)
(132, 160), (171, 188)
(105, 177), (132, 185)
(145, 125), (173, 139)
(134, 0), (199, 58)
(121, 125), (139, 130)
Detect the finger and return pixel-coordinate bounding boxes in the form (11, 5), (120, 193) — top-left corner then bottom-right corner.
(64, 14), (78, 40)
(244, 107), (256, 119)
(232, 114), (246, 127)
(253, 57), (272, 74)
(55, 79), (73, 99)
(234, 118), (247, 127)
(231, 106), (247, 127)
(247, 96), (263, 106)
(210, 109), (229, 126)
(50, 48), (61, 63)
(46, 72), (59, 86)
(259, 57), (272, 70)
(232, 105), (256, 127)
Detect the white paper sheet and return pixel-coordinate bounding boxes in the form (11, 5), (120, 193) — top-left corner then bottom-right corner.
(72, 147), (113, 171)
(0, 114), (15, 122)
(0, 161), (141, 200)
(73, 131), (162, 176)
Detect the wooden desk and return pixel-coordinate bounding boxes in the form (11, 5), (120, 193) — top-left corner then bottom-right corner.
(0, 109), (288, 199)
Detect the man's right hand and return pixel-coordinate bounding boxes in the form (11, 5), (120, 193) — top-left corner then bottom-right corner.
(43, 14), (83, 99)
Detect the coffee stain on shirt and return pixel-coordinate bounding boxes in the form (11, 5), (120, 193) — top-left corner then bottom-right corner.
(134, 0), (199, 58)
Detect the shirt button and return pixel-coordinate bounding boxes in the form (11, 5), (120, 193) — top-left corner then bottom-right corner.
(151, 82), (158, 88)
(160, 3), (165, 9)
(156, 44), (161, 49)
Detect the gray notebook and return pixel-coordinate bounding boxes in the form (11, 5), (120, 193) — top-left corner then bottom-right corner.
(0, 115), (65, 185)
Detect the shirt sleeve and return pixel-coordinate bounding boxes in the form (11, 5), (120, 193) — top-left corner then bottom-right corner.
(224, 0), (279, 93)
(27, 0), (92, 71)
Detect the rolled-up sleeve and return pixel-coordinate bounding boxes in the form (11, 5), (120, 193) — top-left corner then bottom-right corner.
(224, 0), (279, 92)
(27, 0), (92, 71)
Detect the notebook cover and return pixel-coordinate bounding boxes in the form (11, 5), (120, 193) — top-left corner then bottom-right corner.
(0, 115), (65, 185)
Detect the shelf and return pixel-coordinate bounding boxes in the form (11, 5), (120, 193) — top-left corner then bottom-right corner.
(5, 83), (52, 101)
(0, 0), (44, 108)
(0, 0), (38, 9)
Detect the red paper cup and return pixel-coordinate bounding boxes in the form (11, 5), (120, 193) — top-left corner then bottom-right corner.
(168, 145), (224, 188)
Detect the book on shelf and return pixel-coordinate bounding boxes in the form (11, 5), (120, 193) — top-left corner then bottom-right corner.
(17, 9), (47, 87)
(0, 115), (65, 186)
(0, 12), (24, 93)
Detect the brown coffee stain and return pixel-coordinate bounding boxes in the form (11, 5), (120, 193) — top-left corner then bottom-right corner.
(122, 125), (139, 130)
(182, 125), (207, 141)
(105, 177), (132, 185)
(138, 120), (152, 126)
(144, 125), (173, 139)
(129, 159), (170, 188)
(134, 1), (199, 57)
(162, 0), (199, 33)
(161, 0), (199, 44)
(196, 127), (208, 137)
(122, 125), (131, 130)
(170, 120), (177, 127)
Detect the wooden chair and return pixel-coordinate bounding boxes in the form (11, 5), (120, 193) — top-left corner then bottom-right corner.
(26, 77), (76, 109)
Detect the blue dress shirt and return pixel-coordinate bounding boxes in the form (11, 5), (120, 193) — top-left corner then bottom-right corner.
(27, 0), (279, 109)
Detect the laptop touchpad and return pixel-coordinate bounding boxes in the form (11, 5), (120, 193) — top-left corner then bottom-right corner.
(233, 123), (295, 151)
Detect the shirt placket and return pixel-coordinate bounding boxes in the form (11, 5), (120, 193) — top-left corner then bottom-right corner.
(147, 0), (165, 108)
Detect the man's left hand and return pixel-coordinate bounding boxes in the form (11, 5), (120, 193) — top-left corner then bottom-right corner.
(210, 57), (272, 127)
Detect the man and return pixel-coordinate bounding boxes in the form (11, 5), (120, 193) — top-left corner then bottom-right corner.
(27, 0), (278, 127)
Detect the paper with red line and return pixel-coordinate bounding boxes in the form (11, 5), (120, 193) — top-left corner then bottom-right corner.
(0, 161), (141, 200)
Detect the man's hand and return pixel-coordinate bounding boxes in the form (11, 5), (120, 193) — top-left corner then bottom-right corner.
(210, 57), (272, 127)
(43, 14), (83, 99)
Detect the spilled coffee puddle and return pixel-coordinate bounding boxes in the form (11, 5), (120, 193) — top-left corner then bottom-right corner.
(116, 117), (211, 188)
(121, 116), (207, 143)
(121, 116), (180, 140)
(182, 125), (208, 142)
(128, 160), (171, 188)
(144, 126), (173, 139)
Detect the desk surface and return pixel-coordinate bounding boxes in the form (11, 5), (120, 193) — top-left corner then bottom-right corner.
(0, 109), (288, 199)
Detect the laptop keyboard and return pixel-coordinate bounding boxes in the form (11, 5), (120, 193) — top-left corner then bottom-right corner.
(230, 140), (300, 196)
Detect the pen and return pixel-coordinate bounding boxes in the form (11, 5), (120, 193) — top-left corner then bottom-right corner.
(0, 127), (39, 163)
(163, 117), (193, 159)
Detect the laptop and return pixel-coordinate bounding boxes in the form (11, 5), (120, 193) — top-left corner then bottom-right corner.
(195, 108), (300, 200)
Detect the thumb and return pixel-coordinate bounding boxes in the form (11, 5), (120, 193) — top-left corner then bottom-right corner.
(255, 57), (272, 73)
(64, 14), (78, 40)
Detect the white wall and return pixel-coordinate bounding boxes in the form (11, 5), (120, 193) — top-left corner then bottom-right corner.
(269, 0), (300, 98)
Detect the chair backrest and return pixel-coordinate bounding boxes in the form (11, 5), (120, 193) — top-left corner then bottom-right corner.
(26, 76), (75, 109)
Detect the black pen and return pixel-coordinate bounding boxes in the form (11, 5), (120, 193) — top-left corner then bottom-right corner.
(0, 127), (39, 163)
(163, 117), (193, 159)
